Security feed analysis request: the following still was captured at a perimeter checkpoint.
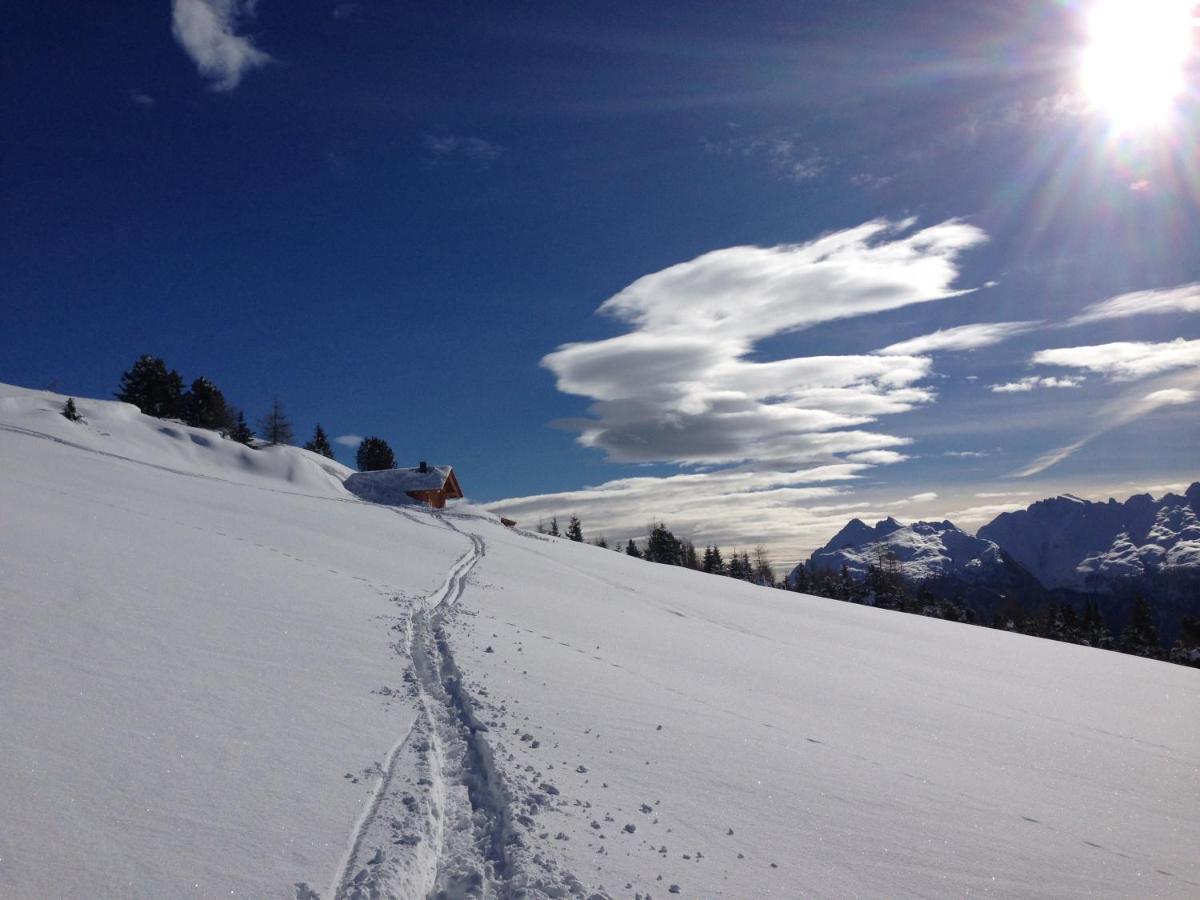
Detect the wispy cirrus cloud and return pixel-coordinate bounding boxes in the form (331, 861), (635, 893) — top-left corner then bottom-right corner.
(702, 129), (825, 182)
(1067, 282), (1200, 326)
(875, 320), (1039, 356)
(334, 433), (364, 448)
(1032, 338), (1200, 381)
(172, 0), (271, 91)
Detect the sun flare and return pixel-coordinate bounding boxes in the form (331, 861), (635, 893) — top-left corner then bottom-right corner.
(1081, 0), (1197, 129)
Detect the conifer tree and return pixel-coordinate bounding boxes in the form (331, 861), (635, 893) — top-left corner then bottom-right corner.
(790, 564), (810, 593)
(356, 436), (396, 471)
(258, 398), (294, 446)
(727, 551), (748, 581)
(683, 541), (700, 570)
(566, 516), (584, 542)
(182, 377), (232, 432)
(591, 536), (610, 549)
(1120, 594), (1161, 658)
(644, 522), (683, 565)
(62, 397), (82, 422)
(549, 516), (560, 537)
(115, 355), (184, 419)
(701, 545), (725, 575)
(304, 424), (335, 458)
(228, 409), (255, 445)
(625, 539), (642, 559)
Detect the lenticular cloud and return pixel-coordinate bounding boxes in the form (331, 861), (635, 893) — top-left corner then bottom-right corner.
(542, 218), (987, 467)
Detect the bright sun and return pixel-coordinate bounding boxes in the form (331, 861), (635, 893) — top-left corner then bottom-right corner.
(1081, 0), (1197, 129)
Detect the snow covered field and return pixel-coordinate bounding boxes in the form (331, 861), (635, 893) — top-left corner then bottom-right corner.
(2, 384), (1197, 898)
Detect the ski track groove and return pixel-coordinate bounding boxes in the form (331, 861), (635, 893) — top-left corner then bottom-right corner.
(328, 510), (509, 900)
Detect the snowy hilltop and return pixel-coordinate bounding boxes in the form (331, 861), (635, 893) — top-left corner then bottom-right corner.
(979, 485), (1200, 590)
(2, 382), (1199, 898)
(803, 516), (1010, 582)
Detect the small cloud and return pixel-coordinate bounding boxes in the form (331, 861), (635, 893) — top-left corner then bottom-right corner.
(702, 130), (824, 183)
(989, 375), (1084, 393)
(1129, 180), (1151, 192)
(944, 450), (988, 458)
(843, 450), (908, 465)
(1032, 338), (1200, 381)
(130, 90), (155, 107)
(331, 1), (362, 19)
(849, 172), (893, 189)
(876, 321), (1040, 356)
(334, 433), (364, 447)
(907, 492), (938, 503)
(1142, 388), (1197, 407)
(975, 490), (1033, 498)
(171, 0), (271, 92)
(1067, 282), (1200, 326)
(423, 134), (504, 169)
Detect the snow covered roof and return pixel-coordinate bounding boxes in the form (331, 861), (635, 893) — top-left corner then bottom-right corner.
(344, 465), (460, 505)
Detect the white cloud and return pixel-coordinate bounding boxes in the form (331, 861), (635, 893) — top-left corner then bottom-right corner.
(492, 218), (988, 562)
(1141, 388), (1197, 407)
(334, 433), (364, 448)
(875, 321), (1039, 356)
(844, 450), (909, 465)
(130, 91), (155, 107)
(1032, 338), (1200, 381)
(906, 492), (938, 504)
(1068, 282), (1200, 325)
(543, 218), (986, 467)
(172, 0), (271, 91)
(989, 375), (1084, 393)
(945, 450), (988, 458)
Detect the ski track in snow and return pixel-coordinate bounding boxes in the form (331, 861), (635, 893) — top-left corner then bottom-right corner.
(321, 511), (524, 900)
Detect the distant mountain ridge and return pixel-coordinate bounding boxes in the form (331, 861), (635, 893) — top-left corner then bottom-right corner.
(978, 483), (1200, 590)
(792, 482), (1200, 644)
(808, 517), (1009, 583)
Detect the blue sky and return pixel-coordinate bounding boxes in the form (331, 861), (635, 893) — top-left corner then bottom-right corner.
(3, 0), (1198, 562)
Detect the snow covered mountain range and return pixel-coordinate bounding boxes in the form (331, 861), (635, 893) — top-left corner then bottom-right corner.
(979, 485), (1200, 590)
(800, 484), (1200, 594)
(3, 383), (1199, 898)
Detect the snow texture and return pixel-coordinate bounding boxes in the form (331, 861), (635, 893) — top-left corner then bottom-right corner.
(2, 383), (1198, 898)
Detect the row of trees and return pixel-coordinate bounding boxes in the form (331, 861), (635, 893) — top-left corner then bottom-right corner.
(538, 517), (777, 585)
(109, 354), (338, 457)
(539, 513), (1197, 668)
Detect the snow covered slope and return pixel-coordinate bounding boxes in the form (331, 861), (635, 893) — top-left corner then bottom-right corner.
(979, 485), (1200, 590)
(802, 516), (1009, 581)
(2, 384), (1198, 898)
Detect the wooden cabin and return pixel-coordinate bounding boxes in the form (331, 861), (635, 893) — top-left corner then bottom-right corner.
(398, 461), (464, 509)
(343, 461), (464, 509)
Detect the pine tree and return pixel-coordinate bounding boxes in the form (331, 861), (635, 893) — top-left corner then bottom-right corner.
(625, 539), (642, 559)
(549, 516), (560, 537)
(1120, 594), (1161, 658)
(683, 541), (700, 570)
(228, 409), (255, 445)
(701, 545), (725, 575)
(62, 397), (82, 422)
(790, 564), (810, 593)
(566, 515), (584, 542)
(257, 398), (294, 446)
(356, 436), (396, 471)
(727, 551), (748, 581)
(182, 377), (232, 432)
(304, 424), (335, 458)
(591, 536), (610, 549)
(644, 522), (683, 566)
(115, 355), (184, 419)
